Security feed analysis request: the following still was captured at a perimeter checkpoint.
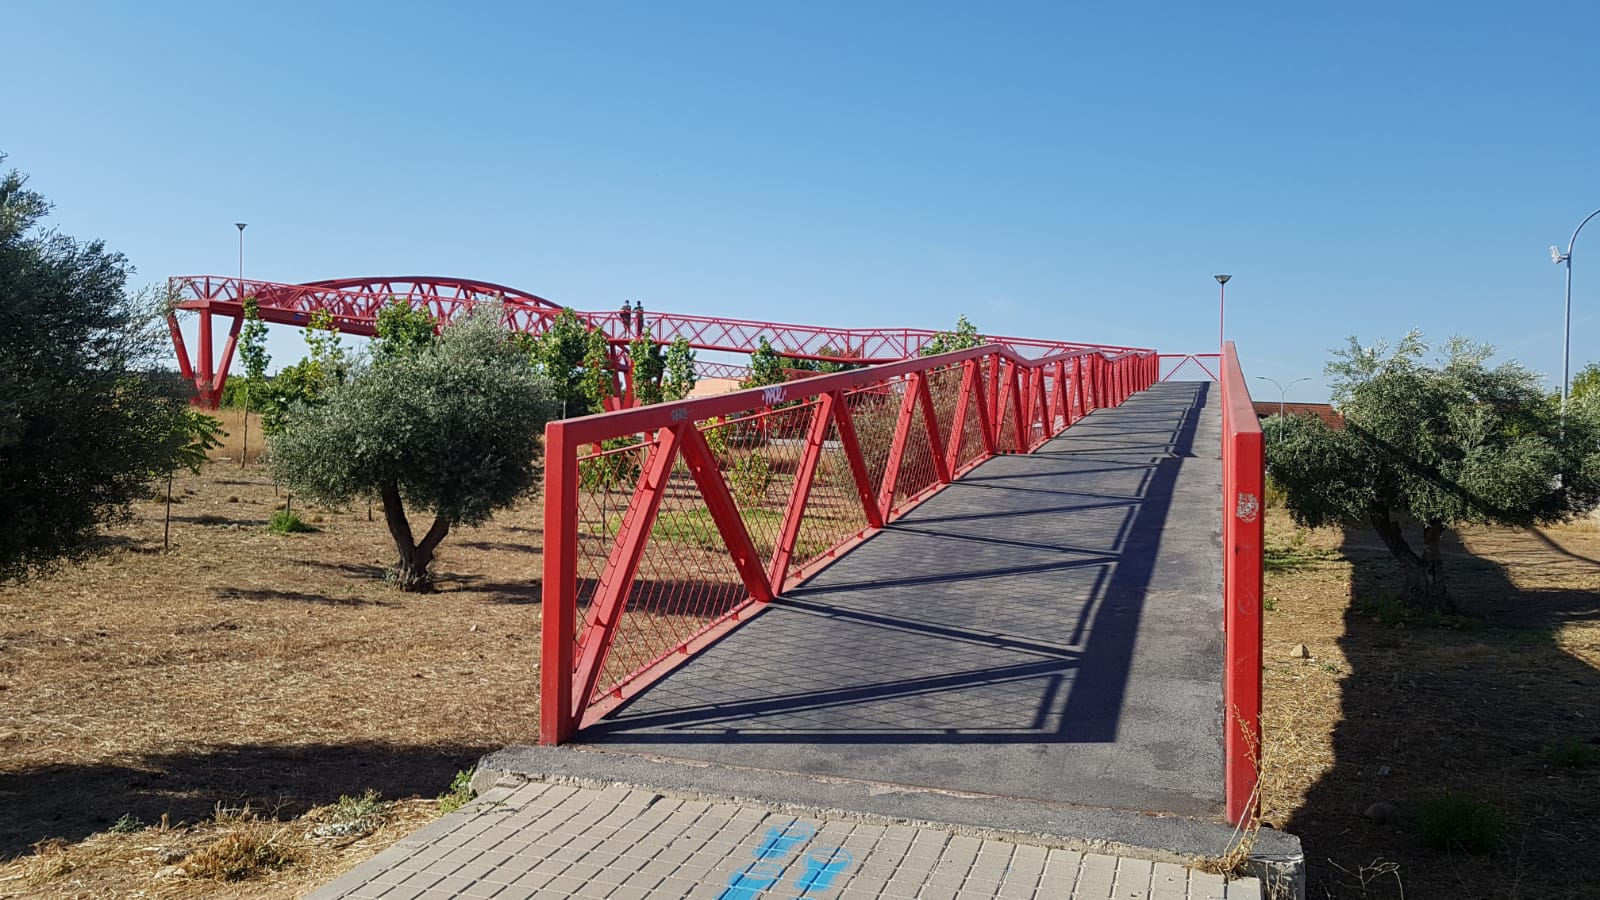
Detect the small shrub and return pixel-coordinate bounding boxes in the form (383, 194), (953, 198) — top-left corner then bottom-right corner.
(1547, 738), (1600, 768)
(308, 789), (389, 839)
(1353, 593), (1408, 626)
(1418, 792), (1500, 854)
(267, 510), (318, 534)
(731, 452), (773, 506)
(108, 814), (145, 834)
(1262, 596), (1278, 612)
(183, 809), (298, 881)
(438, 768), (475, 814)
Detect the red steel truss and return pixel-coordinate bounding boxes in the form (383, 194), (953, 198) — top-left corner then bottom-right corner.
(166, 275), (1154, 407)
(1159, 352), (1221, 382)
(539, 343), (1159, 745)
(1219, 342), (1265, 825)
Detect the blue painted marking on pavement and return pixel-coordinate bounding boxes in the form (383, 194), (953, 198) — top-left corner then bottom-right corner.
(754, 822), (816, 860)
(717, 862), (785, 900)
(791, 847), (854, 896)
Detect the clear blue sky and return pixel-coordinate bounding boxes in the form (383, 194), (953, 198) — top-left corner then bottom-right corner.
(8, 1), (1600, 402)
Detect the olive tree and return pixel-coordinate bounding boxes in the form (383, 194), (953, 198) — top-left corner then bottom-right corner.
(1, 160), (193, 582)
(268, 308), (554, 590)
(1267, 332), (1600, 612)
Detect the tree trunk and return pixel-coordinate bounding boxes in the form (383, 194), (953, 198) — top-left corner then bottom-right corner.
(379, 481), (451, 592)
(1367, 512), (1455, 614)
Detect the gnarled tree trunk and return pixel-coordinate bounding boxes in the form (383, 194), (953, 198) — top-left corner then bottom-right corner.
(1368, 512), (1455, 614)
(379, 481), (450, 592)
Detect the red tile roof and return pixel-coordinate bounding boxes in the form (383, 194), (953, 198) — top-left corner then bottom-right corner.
(1254, 401), (1344, 429)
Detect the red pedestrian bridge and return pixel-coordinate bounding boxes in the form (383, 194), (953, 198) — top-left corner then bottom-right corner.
(167, 275), (1263, 827)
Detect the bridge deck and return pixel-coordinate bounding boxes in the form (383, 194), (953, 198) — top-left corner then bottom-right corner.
(585, 381), (1225, 818)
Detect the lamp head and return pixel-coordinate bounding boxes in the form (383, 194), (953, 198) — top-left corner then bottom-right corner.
(1215, 274), (1231, 285)
(236, 222), (247, 232)
(1551, 245), (1568, 264)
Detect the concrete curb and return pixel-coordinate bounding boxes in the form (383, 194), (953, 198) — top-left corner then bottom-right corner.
(475, 744), (1304, 897)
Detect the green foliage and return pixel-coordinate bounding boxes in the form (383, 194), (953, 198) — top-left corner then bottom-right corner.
(1419, 792), (1501, 854)
(525, 308), (592, 415)
(730, 451), (773, 505)
(579, 437), (643, 492)
(267, 509), (318, 534)
(1267, 331), (1600, 611)
(236, 296), (271, 409)
(783, 344), (865, 375)
(109, 814), (146, 834)
(1547, 737), (1600, 768)
(742, 337), (787, 389)
(438, 769), (475, 814)
(629, 331), (666, 406)
(579, 325), (615, 414)
(702, 416), (732, 458)
(267, 308), (553, 589)
(0, 160), (194, 583)
(256, 309), (355, 434)
(920, 315), (984, 356)
(372, 296), (437, 363)
(663, 336), (697, 401)
(171, 411), (225, 475)
(1566, 361), (1600, 403)
(330, 789), (389, 824)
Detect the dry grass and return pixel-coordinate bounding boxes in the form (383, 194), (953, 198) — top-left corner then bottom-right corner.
(0, 455), (544, 897)
(1259, 514), (1600, 899)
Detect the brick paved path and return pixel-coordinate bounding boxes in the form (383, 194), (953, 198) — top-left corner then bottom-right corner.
(309, 778), (1260, 899)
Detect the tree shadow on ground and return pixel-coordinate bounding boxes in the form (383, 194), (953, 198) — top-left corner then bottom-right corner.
(0, 741), (488, 858)
(1284, 525), (1600, 899)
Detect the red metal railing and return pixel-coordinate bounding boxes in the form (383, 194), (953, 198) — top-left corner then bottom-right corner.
(1219, 342), (1264, 826)
(1159, 352), (1221, 382)
(540, 344), (1159, 743)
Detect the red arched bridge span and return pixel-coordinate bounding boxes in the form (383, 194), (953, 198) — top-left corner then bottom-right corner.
(166, 275), (1154, 409)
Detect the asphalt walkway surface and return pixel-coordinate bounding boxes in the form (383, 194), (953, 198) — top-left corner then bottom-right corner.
(587, 381), (1224, 818)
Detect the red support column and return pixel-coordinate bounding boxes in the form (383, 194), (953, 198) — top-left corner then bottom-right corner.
(197, 310), (215, 408)
(679, 422), (775, 604)
(769, 394), (836, 588)
(540, 422), (580, 745)
(877, 373), (924, 519)
(832, 390), (886, 530)
(1008, 362), (1027, 452)
(167, 313), (195, 387)
(945, 361), (975, 473)
(211, 314), (244, 407)
(972, 356), (996, 457)
(916, 374), (952, 484)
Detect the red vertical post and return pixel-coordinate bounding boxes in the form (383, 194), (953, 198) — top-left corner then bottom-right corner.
(832, 389), (886, 530)
(972, 356), (996, 456)
(915, 374), (951, 484)
(1222, 343), (1265, 826)
(769, 394), (835, 588)
(877, 373), (924, 518)
(1054, 360), (1069, 428)
(570, 426), (684, 717)
(167, 313), (195, 386)
(211, 314), (245, 406)
(1008, 362), (1027, 452)
(945, 361), (975, 473)
(197, 310), (215, 408)
(540, 421), (580, 745)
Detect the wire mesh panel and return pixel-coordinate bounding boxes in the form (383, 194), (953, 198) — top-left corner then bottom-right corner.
(541, 344), (1159, 742)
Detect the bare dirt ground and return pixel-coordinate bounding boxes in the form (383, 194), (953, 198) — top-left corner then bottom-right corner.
(1260, 513), (1600, 899)
(1, 410), (546, 897)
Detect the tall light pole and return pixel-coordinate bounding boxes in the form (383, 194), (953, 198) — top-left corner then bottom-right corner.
(1552, 208), (1600, 429)
(1254, 375), (1310, 442)
(1215, 274), (1231, 352)
(235, 222), (247, 286)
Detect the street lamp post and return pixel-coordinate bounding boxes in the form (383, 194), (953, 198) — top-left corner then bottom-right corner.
(236, 223), (247, 286)
(1215, 274), (1231, 351)
(1552, 208), (1600, 429)
(1254, 375), (1311, 442)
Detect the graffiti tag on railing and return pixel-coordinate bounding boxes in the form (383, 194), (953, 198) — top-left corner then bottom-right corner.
(1235, 491), (1259, 523)
(761, 385), (786, 407)
(714, 819), (853, 899)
